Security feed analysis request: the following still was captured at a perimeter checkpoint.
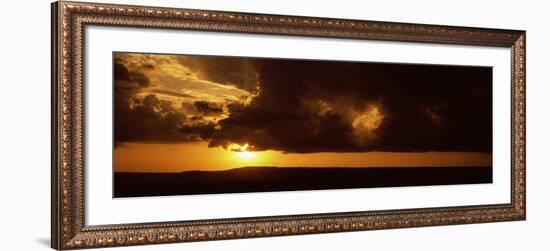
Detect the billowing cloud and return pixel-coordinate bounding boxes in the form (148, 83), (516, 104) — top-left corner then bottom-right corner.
(176, 55), (260, 92)
(114, 53), (259, 147)
(113, 60), (192, 144)
(208, 60), (492, 153)
(194, 101), (224, 115)
(114, 52), (492, 153)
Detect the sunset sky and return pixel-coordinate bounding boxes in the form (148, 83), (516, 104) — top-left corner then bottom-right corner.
(113, 52), (492, 173)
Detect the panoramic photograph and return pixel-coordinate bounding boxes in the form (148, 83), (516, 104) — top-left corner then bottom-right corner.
(113, 52), (493, 198)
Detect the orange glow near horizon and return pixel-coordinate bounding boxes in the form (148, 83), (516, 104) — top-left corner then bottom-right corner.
(114, 142), (492, 173)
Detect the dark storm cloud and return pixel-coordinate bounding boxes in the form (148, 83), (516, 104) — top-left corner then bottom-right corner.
(208, 106), (359, 153)
(177, 56), (260, 92)
(208, 60), (492, 153)
(114, 61), (200, 146)
(115, 92), (193, 144)
(194, 101), (224, 115)
(113, 53), (257, 147)
(114, 62), (150, 87)
(114, 53), (492, 153)
(179, 122), (218, 141)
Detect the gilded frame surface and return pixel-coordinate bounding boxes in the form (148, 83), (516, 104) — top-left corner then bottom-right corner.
(51, 1), (526, 249)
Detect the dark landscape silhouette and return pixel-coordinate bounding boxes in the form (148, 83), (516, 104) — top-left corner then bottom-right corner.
(114, 166), (492, 197)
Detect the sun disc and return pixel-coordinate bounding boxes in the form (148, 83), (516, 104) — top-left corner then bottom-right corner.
(237, 151), (256, 160)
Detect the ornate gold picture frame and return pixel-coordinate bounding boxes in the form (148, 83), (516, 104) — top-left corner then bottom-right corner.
(51, 1), (526, 249)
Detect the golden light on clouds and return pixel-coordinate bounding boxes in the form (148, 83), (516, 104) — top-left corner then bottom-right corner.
(115, 53), (257, 127)
(228, 143), (252, 152)
(352, 105), (384, 136)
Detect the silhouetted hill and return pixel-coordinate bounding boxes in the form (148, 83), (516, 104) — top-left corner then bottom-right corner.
(114, 166), (491, 198)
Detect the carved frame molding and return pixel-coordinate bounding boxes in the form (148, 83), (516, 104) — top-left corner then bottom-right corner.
(51, 1), (526, 249)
